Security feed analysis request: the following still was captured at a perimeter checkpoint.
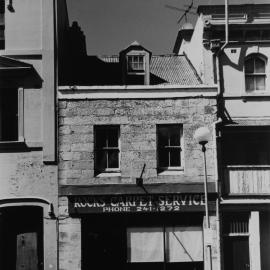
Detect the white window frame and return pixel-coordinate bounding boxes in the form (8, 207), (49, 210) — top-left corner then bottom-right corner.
(127, 54), (145, 74)
(157, 124), (183, 172)
(94, 125), (120, 175)
(244, 54), (267, 93)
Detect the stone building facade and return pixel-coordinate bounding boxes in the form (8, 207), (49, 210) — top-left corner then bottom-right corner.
(58, 42), (219, 270)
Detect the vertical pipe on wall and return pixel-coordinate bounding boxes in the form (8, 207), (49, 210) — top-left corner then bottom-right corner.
(225, 0), (229, 45)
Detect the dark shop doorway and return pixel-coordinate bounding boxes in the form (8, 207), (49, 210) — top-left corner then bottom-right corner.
(223, 236), (250, 270)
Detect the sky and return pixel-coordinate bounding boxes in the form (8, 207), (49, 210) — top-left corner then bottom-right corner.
(66, 0), (267, 55)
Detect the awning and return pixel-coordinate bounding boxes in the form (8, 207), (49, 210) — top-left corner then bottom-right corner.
(0, 56), (42, 87)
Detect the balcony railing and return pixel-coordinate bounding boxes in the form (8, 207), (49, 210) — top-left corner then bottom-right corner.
(223, 165), (270, 195)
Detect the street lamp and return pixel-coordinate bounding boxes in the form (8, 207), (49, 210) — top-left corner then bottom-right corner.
(194, 127), (212, 270)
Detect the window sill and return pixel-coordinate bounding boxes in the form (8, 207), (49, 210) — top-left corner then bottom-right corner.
(225, 165), (270, 169)
(0, 139), (43, 151)
(242, 92), (270, 98)
(0, 140), (26, 151)
(158, 168), (184, 176)
(95, 171), (121, 178)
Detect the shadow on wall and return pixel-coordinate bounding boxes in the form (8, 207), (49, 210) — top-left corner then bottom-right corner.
(59, 21), (167, 86)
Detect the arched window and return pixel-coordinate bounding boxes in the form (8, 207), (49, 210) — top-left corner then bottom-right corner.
(244, 54), (267, 92)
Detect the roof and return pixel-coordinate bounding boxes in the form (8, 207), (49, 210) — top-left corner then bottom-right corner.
(101, 54), (201, 85)
(60, 53), (202, 86)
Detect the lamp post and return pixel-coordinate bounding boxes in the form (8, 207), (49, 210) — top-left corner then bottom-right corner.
(194, 127), (212, 270)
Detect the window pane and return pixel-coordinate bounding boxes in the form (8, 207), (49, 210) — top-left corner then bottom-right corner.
(170, 127), (180, 146)
(255, 76), (265, 91)
(0, 89), (18, 141)
(245, 58), (254, 73)
(107, 128), (118, 147)
(245, 76), (254, 92)
(127, 227), (164, 262)
(170, 149), (181, 167)
(108, 150), (119, 168)
(223, 130), (270, 166)
(138, 63), (144, 70)
(166, 227), (203, 262)
(158, 149), (169, 167)
(255, 58), (265, 73)
(158, 127), (168, 147)
(95, 129), (107, 148)
(96, 150), (107, 170)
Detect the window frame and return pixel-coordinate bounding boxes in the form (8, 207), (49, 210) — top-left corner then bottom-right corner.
(94, 125), (120, 175)
(157, 124), (183, 172)
(244, 54), (267, 93)
(0, 87), (24, 143)
(127, 54), (145, 74)
(127, 225), (204, 264)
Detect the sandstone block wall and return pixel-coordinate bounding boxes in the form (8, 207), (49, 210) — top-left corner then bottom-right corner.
(58, 98), (217, 185)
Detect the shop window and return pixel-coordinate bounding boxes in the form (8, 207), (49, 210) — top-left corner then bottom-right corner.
(127, 55), (145, 73)
(127, 226), (203, 269)
(82, 214), (203, 270)
(222, 128), (270, 166)
(0, 88), (19, 141)
(244, 54), (267, 92)
(94, 125), (120, 174)
(0, 0), (4, 49)
(157, 124), (183, 171)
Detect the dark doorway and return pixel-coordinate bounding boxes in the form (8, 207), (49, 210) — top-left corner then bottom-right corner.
(224, 237), (250, 270)
(0, 206), (43, 270)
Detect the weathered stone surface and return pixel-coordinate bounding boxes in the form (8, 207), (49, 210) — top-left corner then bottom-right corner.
(58, 97), (217, 186)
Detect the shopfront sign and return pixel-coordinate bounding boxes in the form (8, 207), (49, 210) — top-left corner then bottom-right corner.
(69, 194), (215, 214)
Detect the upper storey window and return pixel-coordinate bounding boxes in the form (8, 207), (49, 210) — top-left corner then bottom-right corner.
(0, 0), (4, 49)
(127, 55), (145, 73)
(94, 125), (120, 175)
(0, 88), (18, 141)
(244, 54), (266, 92)
(157, 124), (183, 172)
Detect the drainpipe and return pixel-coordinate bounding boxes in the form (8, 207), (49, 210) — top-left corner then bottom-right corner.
(221, 0), (229, 52)
(212, 118), (222, 270)
(210, 2), (229, 270)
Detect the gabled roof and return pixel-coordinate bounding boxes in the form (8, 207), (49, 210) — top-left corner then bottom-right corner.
(119, 40), (152, 56)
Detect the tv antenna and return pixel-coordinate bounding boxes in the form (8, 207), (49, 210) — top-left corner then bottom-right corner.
(165, 1), (197, 24)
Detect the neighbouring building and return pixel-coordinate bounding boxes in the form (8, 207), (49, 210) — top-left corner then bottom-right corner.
(0, 0), (68, 269)
(176, 3), (270, 270)
(58, 40), (220, 270)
